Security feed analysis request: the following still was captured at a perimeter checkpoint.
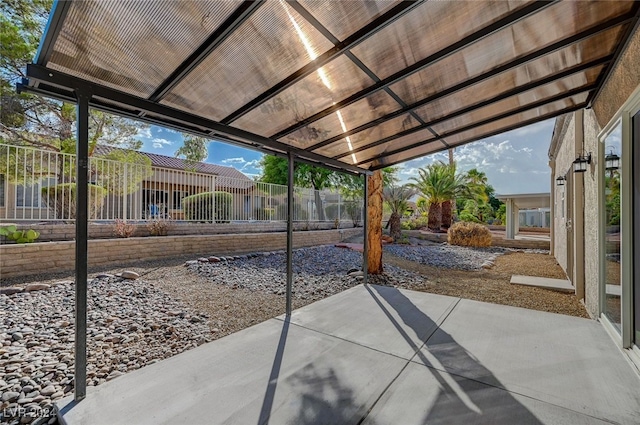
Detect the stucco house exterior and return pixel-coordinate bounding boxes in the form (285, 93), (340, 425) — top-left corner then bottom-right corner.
(0, 144), (260, 221)
(548, 26), (639, 365)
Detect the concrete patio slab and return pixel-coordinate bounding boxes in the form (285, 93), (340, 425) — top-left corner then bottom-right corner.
(56, 285), (640, 425)
(364, 361), (612, 425)
(283, 284), (459, 359)
(414, 298), (640, 424)
(510, 275), (574, 292)
(57, 316), (408, 425)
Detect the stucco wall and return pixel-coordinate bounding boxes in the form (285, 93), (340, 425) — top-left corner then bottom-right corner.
(551, 113), (576, 275)
(593, 26), (640, 127)
(582, 108), (602, 318)
(0, 228), (363, 279)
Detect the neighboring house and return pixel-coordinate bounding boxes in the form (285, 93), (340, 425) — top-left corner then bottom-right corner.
(548, 27), (639, 364)
(0, 144), (260, 221)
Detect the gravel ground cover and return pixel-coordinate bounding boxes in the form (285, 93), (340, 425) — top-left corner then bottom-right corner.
(1, 277), (210, 425)
(383, 244), (509, 270)
(0, 240), (588, 424)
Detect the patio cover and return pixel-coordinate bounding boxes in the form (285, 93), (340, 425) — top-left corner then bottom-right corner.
(19, 0), (640, 175)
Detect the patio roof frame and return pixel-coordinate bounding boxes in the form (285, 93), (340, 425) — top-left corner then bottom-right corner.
(323, 54), (614, 157)
(220, 0), (423, 124)
(308, 12), (633, 156)
(269, 0), (557, 141)
(357, 85), (592, 167)
(368, 103), (586, 170)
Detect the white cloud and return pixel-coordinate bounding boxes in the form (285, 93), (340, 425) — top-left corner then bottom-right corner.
(241, 159), (262, 171)
(152, 138), (172, 149)
(221, 157), (246, 164)
(137, 127), (152, 139)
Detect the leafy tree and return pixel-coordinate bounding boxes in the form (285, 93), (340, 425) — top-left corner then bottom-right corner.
(1, 0), (147, 155)
(383, 184), (415, 241)
(175, 134), (208, 169)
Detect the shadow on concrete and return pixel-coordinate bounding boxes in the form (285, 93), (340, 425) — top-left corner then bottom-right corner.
(258, 318), (289, 425)
(257, 318), (371, 425)
(369, 285), (543, 424)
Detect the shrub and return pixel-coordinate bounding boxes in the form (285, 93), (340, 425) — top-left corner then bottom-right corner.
(41, 183), (106, 219)
(147, 218), (172, 236)
(402, 216), (429, 230)
(0, 225), (39, 243)
(447, 221), (492, 247)
(183, 191), (233, 222)
(113, 219), (135, 238)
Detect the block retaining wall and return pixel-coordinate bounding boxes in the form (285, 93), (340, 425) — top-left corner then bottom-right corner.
(0, 228), (362, 279)
(0, 221), (352, 242)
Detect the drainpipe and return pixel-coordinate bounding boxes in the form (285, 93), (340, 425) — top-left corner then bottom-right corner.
(574, 110), (585, 300)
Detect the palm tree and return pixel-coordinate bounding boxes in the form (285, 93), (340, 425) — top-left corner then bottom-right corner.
(409, 162), (465, 231)
(383, 184), (416, 241)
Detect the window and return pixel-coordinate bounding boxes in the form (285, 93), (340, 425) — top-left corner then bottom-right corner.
(172, 190), (189, 210)
(16, 177), (56, 208)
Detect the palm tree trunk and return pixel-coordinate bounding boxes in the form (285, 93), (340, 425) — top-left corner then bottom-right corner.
(389, 212), (402, 241)
(367, 170), (384, 274)
(427, 202), (442, 231)
(441, 200), (453, 228)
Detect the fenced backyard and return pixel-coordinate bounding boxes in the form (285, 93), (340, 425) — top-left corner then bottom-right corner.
(0, 144), (363, 224)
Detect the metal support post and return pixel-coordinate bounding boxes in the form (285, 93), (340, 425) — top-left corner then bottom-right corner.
(74, 90), (90, 401)
(286, 152), (294, 315)
(363, 173), (369, 284)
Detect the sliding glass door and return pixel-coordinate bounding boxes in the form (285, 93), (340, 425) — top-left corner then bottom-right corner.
(604, 123), (622, 331)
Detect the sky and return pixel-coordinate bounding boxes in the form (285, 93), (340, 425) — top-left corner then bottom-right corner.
(137, 119), (555, 196)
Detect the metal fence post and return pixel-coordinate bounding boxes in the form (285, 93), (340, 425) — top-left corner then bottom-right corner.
(363, 173), (368, 284)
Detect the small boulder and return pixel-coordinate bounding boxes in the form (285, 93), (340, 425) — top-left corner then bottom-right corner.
(120, 271), (140, 280)
(0, 287), (23, 296)
(197, 258), (209, 263)
(25, 283), (51, 292)
(347, 268), (360, 275)
(208, 257), (221, 263)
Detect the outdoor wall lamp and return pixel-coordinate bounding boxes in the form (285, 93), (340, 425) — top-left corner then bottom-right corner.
(556, 176), (566, 186)
(573, 152), (591, 173)
(605, 150), (620, 170)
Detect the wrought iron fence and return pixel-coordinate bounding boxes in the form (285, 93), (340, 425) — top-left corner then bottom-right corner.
(0, 144), (362, 223)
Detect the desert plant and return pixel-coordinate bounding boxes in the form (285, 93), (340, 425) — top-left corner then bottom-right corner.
(383, 184), (416, 241)
(113, 219), (135, 238)
(147, 218), (172, 236)
(447, 221), (492, 247)
(0, 225), (40, 243)
(253, 207), (274, 221)
(182, 191), (233, 222)
(41, 183), (107, 219)
(344, 200), (362, 227)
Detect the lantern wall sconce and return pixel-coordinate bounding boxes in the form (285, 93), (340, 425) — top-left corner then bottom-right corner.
(605, 150), (620, 170)
(573, 152), (591, 173)
(556, 176), (566, 186)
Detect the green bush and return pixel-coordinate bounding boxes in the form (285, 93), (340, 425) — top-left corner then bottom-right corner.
(401, 216), (429, 230)
(0, 225), (40, 243)
(42, 183), (106, 219)
(183, 191), (233, 222)
(447, 221), (492, 247)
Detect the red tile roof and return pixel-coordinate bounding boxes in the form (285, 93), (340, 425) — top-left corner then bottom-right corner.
(94, 145), (255, 190)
